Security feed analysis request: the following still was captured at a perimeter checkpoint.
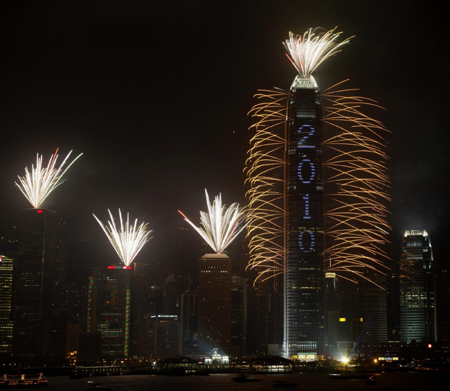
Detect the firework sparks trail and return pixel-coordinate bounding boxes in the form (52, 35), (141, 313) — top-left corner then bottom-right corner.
(245, 89), (288, 284)
(283, 27), (353, 79)
(322, 80), (391, 287)
(178, 189), (249, 254)
(93, 209), (152, 267)
(15, 148), (83, 208)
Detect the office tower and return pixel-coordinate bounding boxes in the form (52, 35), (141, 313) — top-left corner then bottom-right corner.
(87, 266), (132, 358)
(231, 274), (247, 356)
(359, 275), (388, 344)
(0, 255), (14, 355)
(149, 314), (180, 357)
(246, 28), (391, 359)
(180, 291), (199, 356)
(130, 263), (150, 357)
(13, 208), (56, 357)
(285, 75), (325, 360)
(400, 230), (436, 343)
(198, 253), (232, 356)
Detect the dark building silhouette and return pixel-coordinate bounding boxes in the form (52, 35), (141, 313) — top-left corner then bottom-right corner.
(359, 275), (388, 344)
(148, 314), (180, 357)
(13, 208), (56, 357)
(231, 274), (247, 356)
(198, 253), (232, 355)
(180, 291), (198, 356)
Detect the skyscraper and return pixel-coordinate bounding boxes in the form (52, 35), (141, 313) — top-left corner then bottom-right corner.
(0, 255), (14, 355)
(87, 266), (132, 358)
(198, 253), (232, 356)
(246, 28), (390, 360)
(13, 208), (56, 357)
(400, 230), (436, 343)
(285, 75), (325, 360)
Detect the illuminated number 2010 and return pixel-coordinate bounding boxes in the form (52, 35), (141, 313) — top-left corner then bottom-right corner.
(298, 159), (315, 184)
(299, 230), (315, 253)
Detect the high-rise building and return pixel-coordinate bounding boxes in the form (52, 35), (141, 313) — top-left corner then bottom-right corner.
(87, 266), (132, 358)
(148, 314), (180, 357)
(0, 255), (14, 355)
(285, 76), (325, 360)
(246, 28), (391, 360)
(198, 253), (232, 356)
(359, 275), (388, 344)
(400, 230), (436, 343)
(231, 274), (247, 356)
(13, 208), (56, 357)
(180, 291), (198, 356)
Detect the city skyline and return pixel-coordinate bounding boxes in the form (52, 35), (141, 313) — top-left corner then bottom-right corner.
(0, 3), (449, 289)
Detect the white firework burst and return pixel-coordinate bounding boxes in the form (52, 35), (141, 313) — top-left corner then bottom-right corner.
(178, 189), (249, 254)
(283, 27), (353, 79)
(15, 148), (83, 208)
(93, 209), (152, 267)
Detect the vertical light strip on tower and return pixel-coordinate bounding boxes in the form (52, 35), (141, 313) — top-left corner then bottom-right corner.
(87, 276), (94, 333)
(125, 287), (131, 357)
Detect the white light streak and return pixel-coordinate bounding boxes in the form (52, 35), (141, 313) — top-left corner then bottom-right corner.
(15, 148), (83, 208)
(178, 189), (249, 254)
(283, 27), (352, 79)
(93, 209), (152, 267)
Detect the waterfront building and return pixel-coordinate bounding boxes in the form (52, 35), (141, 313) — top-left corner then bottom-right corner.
(400, 230), (436, 343)
(285, 76), (325, 360)
(198, 253), (232, 355)
(149, 314), (180, 357)
(13, 208), (56, 357)
(180, 291), (199, 356)
(87, 266), (132, 358)
(231, 274), (247, 356)
(0, 255), (14, 355)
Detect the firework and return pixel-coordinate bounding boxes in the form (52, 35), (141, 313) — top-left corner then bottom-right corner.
(322, 80), (391, 287)
(15, 148), (83, 208)
(178, 189), (249, 254)
(93, 209), (152, 267)
(245, 89), (288, 284)
(283, 27), (353, 79)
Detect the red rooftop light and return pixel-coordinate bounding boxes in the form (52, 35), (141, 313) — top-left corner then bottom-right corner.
(108, 266), (131, 270)
(37, 210), (43, 214)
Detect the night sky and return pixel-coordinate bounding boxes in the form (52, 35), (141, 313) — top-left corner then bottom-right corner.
(1, 1), (449, 280)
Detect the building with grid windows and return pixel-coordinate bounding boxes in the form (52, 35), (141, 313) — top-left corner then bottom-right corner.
(198, 253), (232, 356)
(400, 230), (436, 343)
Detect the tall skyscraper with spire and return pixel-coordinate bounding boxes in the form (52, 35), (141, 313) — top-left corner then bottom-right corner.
(400, 230), (436, 343)
(246, 28), (391, 360)
(284, 75), (325, 360)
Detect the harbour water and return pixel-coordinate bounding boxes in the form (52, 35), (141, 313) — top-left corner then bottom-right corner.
(46, 372), (450, 391)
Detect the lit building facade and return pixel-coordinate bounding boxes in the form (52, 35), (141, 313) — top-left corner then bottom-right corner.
(87, 266), (132, 358)
(198, 253), (232, 355)
(400, 230), (436, 343)
(13, 208), (56, 357)
(285, 76), (324, 360)
(0, 255), (14, 355)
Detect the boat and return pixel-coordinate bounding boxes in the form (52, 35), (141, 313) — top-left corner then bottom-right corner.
(0, 373), (48, 388)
